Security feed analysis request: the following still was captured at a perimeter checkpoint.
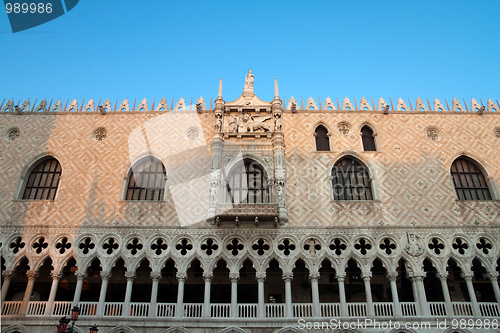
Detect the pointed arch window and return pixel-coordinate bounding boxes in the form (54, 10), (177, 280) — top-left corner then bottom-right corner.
(451, 157), (492, 200)
(361, 126), (376, 151)
(126, 157), (166, 201)
(332, 157), (373, 200)
(315, 125), (330, 151)
(226, 159), (270, 204)
(22, 157), (62, 200)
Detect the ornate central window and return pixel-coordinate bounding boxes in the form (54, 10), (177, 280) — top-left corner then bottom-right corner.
(226, 159), (270, 204)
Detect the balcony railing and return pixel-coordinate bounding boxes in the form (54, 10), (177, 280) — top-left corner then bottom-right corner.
(2, 301), (499, 319)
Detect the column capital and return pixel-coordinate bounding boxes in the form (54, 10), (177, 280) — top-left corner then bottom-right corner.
(176, 272), (187, 281)
(486, 272), (499, 280)
(386, 272), (398, 281)
(436, 272), (449, 280)
(229, 273), (240, 282)
(256, 272), (266, 282)
(150, 272), (162, 281)
(26, 270), (38, 279)
(460, 271), (474, 280)
(407, 272), (426, 280)
(125, 271), (136, 280)
(2, 270), (14, 279)
(203, 272), (213, 282)
(75, 271), (87, 280)
(336, 273), (346, 282)
(309, 272), (320, 281)
(50, 271), (62, 279)
(100, 271), (112, 280)
(361, 272), (372, 280)
(282, 272), (293, 282)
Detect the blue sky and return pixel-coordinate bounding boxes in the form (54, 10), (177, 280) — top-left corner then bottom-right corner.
(1, 0), (499, 108)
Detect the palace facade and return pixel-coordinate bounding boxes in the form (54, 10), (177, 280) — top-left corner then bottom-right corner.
(1, 73), (500, 333)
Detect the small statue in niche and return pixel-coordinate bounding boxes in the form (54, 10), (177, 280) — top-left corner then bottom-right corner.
(210, 186), (218, 203)
(274, 113), (282, 132)
(404, 233), (424, 257)
(214, 115), (222, 132)
(228, 115), (238, 133)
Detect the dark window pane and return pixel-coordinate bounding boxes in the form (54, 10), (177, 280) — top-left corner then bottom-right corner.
(451, 158), (492, 201)
(315, 126), (330, 151)
(22, 157), (62, 200)
(361, 126), (376, 151)
(126, 157), (166, 201)
(332, 157), (373, 201)
(226, 159), (269, 204)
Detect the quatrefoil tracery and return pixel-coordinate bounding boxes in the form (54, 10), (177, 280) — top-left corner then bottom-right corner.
(201, 238), (218, 256)
(329, 238), (347, 256)
(126, 238), (143, 255)
(227, 238), (244, 256)
(277, 239), (296, 256)
(102, 238), (119, 255)
(429, 237), (445, 255)
(379, 238), (396, 255)
(33, 237), (48, 254)
(452, 238), (468, 255)
(354, 238), (371, 255)
(476, 237), (492, 255)
(252, 239), (270, 256)
(176, 238), (193, 256)
(79, 237), (95, 254)
(55, 237), (71, 254)
(151, 238), (168, 255)
(10, 237), (25, 254)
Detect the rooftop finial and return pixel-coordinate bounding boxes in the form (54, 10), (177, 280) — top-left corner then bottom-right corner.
(274, 77), (279, 99)
(218, 78), (223, 99)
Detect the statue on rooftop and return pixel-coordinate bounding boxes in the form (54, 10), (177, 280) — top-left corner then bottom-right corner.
(244, 70), (254, 89)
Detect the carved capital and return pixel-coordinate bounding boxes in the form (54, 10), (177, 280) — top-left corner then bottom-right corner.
(386, 272), (398, 281)
(282, 272), (293, 282)
(256, 272), (266, 282)
(309, 273), (320, 281)
(486, 272), (499, 280)
(150, 272), (162, 281)
(203, 272), (213, 282)
(75, 271), (87, 280)
(100, 271), (112, 280)
(436, 272), (449, 280)
(336, 273), (346, 282)
(176, 272), (187, 281)
(2, 271), (14, 279)
(407, 272), (426, 281)
(460, 271), (474, 280)
(229, 273), (240, 282)
(51, 271), (62, 280)
(26, 270), (38, 279)
(361, 272), (372, 280)
(125, 271), (136, 280)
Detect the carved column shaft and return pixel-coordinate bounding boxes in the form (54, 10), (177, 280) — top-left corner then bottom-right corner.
(387, 272), (401, 316)
(203, 273), (213, 318)
(149, 272), (161, 317)
(1, 271), (14, 304)
(437, 273), (454, 316)
(175, 273), (187, 318)
(72, 271), (87, 307)
(336, 274), (348, 317)
(283, 272), (293, 318)
(19, 271), (38, 316)
(97, 271), (111, 317)
(44, 271), (62, 315)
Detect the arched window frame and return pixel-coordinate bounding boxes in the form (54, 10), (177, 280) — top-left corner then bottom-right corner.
(223, 157), (273, 204)
(17, 155), (63, 201)
(313, 123), (332, 152)
(449, 155), (497, 201)
(359, 124), (378, 152)
(123, 156), (167, 201)
(327, 153), (380, 201)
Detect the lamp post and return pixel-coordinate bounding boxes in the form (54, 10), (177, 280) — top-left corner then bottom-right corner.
(57, 306), (98, 333)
